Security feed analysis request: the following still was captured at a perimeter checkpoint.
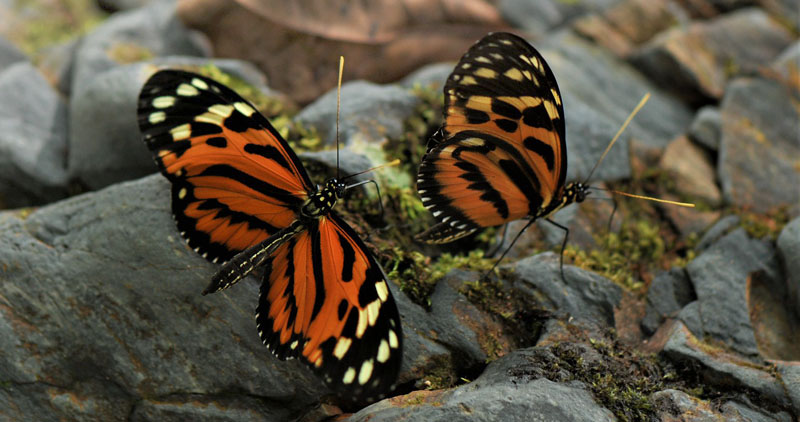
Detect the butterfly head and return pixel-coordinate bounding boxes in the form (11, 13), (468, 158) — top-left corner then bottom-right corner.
(564, 182), (590, 205)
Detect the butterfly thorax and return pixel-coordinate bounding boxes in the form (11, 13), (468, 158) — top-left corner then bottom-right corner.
(301, 179), (346, 218)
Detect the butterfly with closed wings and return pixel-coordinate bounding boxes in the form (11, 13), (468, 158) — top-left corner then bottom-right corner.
(417, 32), (588, 267)
(138, 69), (402, 401)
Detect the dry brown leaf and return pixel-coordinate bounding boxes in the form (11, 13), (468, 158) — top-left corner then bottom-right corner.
(178, 0), (509, 104)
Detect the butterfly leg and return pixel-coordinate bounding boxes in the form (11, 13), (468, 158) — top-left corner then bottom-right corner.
(545, 218), (570, 282)
(203, 221), (304, 295)
(486, 223), (510, 258)
(346, 179), (385, 220)
(482, 219), (537, 281)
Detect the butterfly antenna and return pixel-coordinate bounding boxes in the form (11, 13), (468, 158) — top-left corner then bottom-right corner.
(582, 93), (650, 185)
(589, 186), (695, 208)
(336, 56), (344, 181)
(341, 159), (401, 181)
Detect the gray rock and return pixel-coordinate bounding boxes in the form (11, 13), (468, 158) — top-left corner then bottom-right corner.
(399, 62), (454, 91)
(775, 361), (800, 415)
(630, 8), (793, 104)
(772, 41), (799, 83)
(0, 62), (68, 207)
(652, 389), (792, 422)
(776, 217), (800, 341)
(659, 136), (721, 206)
(661, 321), (790, 408)
(720, 400), (793, 422)
(350, 348), (616, 422)
(689, 106), (722, 152)
(130, 395), (292, 422)
(642, 268), (695, 335)
(498, 0), (618, 39)
(718, 77), (800, 213)
(543, 31), (692, 183)
(0, 35), (26, 72)
(68, 63), (154, 190)
(36, 38), (81, 97)
(295, 80), (421, 148)
(510, 252), (622, 327)
(696, 214), (740, 252)
(686, 228), (780, 356)
(71, 0), (207, 98)
(97, 0), (156, 13)
(427, 270), (512, 365)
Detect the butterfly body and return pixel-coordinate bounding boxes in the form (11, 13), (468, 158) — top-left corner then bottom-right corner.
(138, 70), (402, 400)
(417, 32), (590, 244)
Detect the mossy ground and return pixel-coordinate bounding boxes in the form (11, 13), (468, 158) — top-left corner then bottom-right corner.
(7, 0), (107, 58)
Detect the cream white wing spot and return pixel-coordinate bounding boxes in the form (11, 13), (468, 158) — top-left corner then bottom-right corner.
(358, 359), (374, 385)
(177, 83), (199, 97)
(152, 96), (175, 108)
(375, 280), (389, 303)
(333, 337), (352, 359)
(343, 367), (356, 384)
(190, 77), (209, 90)
(170, 123), (191, 141)
(234, 101), (256, 117)
(377, 339), (390, 363)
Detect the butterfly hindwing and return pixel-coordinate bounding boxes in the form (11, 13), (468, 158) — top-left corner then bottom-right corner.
(417, 32), (568, 243)
(256, 213), (402, 398)
(138, 70), (315, 263)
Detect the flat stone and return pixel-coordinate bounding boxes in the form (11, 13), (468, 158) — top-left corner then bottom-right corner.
(641, 268), (695, 335)
(777, 217), (800, 323)
(572, 0), (683, 57)
(544, 31), (692, 182)
(775, 361), (800, 415)
(659, 136), (721, 206)
(70, 0), (207, 98)
(510, 252), (623, 327)
(653, 389), (793, 422)
(718, 77), (800, 213)
(630, 8), (793, 105)
(295, 80), (420, 148)
(771, 41), (799, 86)
(0, 35), (26, 72)
(688, 106), (722, 152)
(349, 348), (616, 422)
(660, 321), (790, 408)
(499, 0), (618, 39)
(0, 62), (68, 207)
(696, 214), (740, 252)
(427, 270), (514, 365)
(686, 228), (779, 356)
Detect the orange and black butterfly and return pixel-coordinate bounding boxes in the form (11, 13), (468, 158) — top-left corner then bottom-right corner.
(417, 32), (588, 255)
(138, 70), (402, 400)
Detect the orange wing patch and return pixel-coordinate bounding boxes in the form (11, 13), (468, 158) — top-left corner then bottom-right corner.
(257, 214), (402, 397)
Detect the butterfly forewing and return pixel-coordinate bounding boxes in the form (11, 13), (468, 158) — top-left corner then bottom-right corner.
(138, 70), (314, 263)
(417, 32), (568, 243)
(256, 214), (402, 397)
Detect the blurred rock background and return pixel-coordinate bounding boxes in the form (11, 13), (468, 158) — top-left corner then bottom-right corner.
(0, 0), (797, 421)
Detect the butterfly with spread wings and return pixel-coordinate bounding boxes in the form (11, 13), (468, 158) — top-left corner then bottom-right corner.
(416, 32), (589, 256)
(138, 70), (402, 400)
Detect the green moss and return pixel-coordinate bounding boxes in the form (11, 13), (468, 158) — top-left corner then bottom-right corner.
(382, 83), (443, 176)
(565, 218), (666, 291)
(195, 64), (321, 154)
(107, 41), (153, 64)
(11, 0), (106, 57)
(737, 207), (790, 240)
(421, 354), (459, 390)
(386, 249), (494, 308)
